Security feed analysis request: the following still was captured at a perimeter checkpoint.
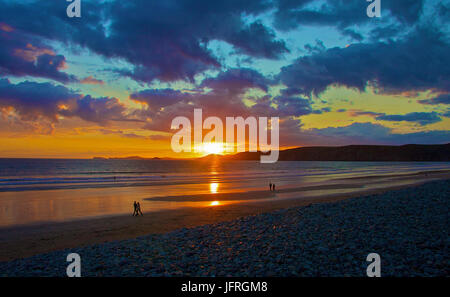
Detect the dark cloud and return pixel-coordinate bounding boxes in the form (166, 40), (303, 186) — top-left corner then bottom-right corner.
(0, 78), (125, 125)
(368, 25), (402, 41)
(376, 111), (442, 126)
(383, 0), (425, 24)
(273, 95), (312, 117)
(303, 40), (326, 54)
(273, 0), (425, 39)
(222, 21), (289, 59)
(347, 109), (445, 126)
(274, 0), (365, 31)
(108, 0), (287, 82)
(200, 68), (272, 92)
(280, 87), (305, 96)
(280, 122), (450, 147)
(0, 24), (77, 83)
(437, 2), (450, 20)
(0, 78), (75, 122)
(0, 0), (287, 83)
(61, 96), (127, 125)
(341, 29), (364, 42)
(308, 122), (395, 145)
(312, 122), (450, 145)
(276, 0), (313, 11)
(418, 93), (450, 105)
(279, 26), (450, 96)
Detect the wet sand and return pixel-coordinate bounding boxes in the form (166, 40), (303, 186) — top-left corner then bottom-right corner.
(0, 170), (449, 262)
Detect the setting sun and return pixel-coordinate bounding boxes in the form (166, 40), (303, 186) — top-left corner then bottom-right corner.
(210, 201), (220, 206)
(209, 182), (219, 193)
(201, 142), (224, 155)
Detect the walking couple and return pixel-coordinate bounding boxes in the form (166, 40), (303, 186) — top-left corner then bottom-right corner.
(269, 182), (276, 191)
(133, 201), (143, 216)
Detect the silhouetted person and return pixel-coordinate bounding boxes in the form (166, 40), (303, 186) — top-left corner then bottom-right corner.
(133, 201), (138, 216)
(269, 183), (272, 191)
(273, 184), (276, 192)
(136, 202), (143, 216)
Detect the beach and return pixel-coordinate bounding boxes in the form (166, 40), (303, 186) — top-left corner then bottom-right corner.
(0, 167), (448, 268)
(0, 178), (448, 276)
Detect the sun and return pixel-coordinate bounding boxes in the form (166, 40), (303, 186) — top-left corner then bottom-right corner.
(209, 182), (219, 193)
(201, 142), (224, 155)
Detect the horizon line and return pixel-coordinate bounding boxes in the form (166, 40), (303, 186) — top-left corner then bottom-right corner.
(0, 143), (448, 160)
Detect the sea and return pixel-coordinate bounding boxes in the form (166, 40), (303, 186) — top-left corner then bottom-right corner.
(0, 159), (448, 227)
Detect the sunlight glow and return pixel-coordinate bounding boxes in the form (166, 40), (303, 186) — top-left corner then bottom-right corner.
(209, 182), (219, 193)
(201, 142), (224, 155)
(210, 201), (220, 206)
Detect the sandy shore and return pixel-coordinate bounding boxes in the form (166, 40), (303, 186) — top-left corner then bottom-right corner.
(1, 179), (448, 276)
(0, 170), (449, 262)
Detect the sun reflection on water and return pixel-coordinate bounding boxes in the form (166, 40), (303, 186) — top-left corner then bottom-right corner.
(210, 201), (220, 206)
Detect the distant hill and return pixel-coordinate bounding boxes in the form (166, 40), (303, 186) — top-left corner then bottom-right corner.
(219, 144), (450, 162)
(93, 156), (168, 160)
(91, 144), (450, 162)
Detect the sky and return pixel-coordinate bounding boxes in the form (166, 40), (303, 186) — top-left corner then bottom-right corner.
(0, 0), (449, 158)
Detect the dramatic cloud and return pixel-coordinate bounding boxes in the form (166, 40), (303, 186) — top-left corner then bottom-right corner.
(61, 96), (127, 125)
(0, 79), (75, 122)
(0, 0), (448, 147)
(273, 0), (425, 39)
(129, 68), (305, 132)
(0, 0), (287, 83)
(375, 112), (442, 126)
(109, 1), (288, 82)
(0, 79), (125, 125)
(281, 122), (450, 147)
(348, 109), (444, 126)
(418, 93), (450, 105)
(273, 95), (312, 117)
(312, 122), (450, 145)
(0, 23), (76, 83)
(279, 26), (450, 96)
(200, 68), (272, 92)
(129, 91), (256, 132)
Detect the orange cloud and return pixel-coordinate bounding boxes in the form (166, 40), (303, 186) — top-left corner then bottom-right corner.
(81, 76), (105, 85)
(13, 43), (55, 62)
(0, 22), (13, 32)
